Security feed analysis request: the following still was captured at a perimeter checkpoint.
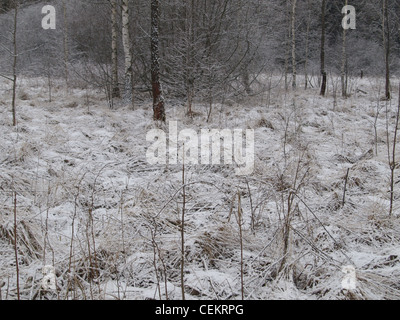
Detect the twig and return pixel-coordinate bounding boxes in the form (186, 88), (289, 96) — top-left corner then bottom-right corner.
(342, 168), (350, 207)
(245, 179), (255, 233)
(292, 192), (354, 265)
(0, 73), (13, 81)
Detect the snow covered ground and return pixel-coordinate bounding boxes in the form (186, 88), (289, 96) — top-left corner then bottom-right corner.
(1, 75), (400, 300)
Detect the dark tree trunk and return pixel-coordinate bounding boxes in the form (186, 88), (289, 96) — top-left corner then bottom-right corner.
(341, 0), (348, 98)
(321, 72), (327, 97)
(151, 0), (166, 122)
(12, 0), (18, 127)
(383, 0), (391, 100)
(320, 0), (327, 97)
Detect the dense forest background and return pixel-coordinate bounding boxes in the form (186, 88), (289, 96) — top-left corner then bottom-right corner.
(1, 0), (400, 107)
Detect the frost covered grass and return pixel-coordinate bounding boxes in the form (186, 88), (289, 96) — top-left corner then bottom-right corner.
(0, 75), (400, 300)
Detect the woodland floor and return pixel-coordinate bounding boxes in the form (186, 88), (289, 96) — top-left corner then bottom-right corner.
(1, 75), (400, 300)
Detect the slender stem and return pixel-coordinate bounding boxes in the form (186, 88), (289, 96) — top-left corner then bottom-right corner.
(237, 192), (244, 300)
(13, 191), (20, 300)
(180, 145), (186, 300)
(389, 84), (400, 216)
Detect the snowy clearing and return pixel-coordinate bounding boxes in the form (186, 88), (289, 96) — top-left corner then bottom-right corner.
(1, 75), (400, 300)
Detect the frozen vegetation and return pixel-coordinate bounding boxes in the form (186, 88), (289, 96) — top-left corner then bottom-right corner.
(1, 75), (400, 300)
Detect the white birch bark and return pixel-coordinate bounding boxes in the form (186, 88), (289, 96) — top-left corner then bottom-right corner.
(122, 0), (133, 108)
(111, 0), (120, 99)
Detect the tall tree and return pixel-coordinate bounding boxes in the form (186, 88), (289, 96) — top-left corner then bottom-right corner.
(320, 0), (327, 96)
(151, 0), (166, 122)
(284, 0), (290, 90)
(111, 0), (120, 99)
(304, 0), (311, 90)
(185, 0), (195, 117)
(11, 0), (18, 126)
(62, 0), (69, 92)
(341, 0), (348, 98)
(291, 0), (297, 89)
(382, 0), (391, 100)
(121, 0), (134, 108)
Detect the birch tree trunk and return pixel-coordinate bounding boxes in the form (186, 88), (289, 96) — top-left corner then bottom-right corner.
(111, 0), (120, 99)
(151, 0), (166, 122)
(122, 0), (134, 108)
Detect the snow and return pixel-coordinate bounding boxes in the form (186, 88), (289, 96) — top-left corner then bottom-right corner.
(341, 265), (357, 291)
(1, 75), (400, 300)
